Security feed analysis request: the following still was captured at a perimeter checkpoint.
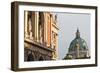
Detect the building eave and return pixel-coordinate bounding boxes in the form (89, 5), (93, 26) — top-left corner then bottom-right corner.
(25, 39), (55, 52)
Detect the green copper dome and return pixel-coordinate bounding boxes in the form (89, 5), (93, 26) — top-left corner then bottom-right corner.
(64, 28), (90, 59)
(68, 28), (88, 52)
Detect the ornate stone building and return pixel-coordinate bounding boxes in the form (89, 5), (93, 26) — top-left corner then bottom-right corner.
(64, 28), (90, 59)
(24, 11), (59, 61)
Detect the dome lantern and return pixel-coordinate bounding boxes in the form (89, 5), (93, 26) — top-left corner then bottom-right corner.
(76, 28), (80, 38)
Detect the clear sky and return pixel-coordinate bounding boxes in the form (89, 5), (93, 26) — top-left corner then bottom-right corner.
(56, 12), (90, 59)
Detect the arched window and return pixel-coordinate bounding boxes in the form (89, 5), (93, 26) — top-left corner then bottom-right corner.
(39, 56), (44, 61)
(27, 52), (34, 61)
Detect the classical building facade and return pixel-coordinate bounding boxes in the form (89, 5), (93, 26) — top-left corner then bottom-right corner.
(64, 29), (90, 59)
(24, 11), (59, 61)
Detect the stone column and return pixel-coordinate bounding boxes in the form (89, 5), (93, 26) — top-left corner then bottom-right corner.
(76, 44), (80, 58)
(43, 13), (47, 45)
(35, 12), (39, 42)
(25, 11), (29, 39)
